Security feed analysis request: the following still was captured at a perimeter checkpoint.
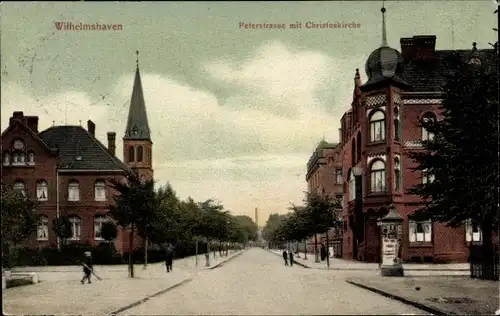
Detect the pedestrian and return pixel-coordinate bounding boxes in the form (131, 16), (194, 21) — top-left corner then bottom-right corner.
(80, 251), (93, 284)
(288, 249), (294, 267)
(282, 249), (288, 266)
(165, 246), (174, 273)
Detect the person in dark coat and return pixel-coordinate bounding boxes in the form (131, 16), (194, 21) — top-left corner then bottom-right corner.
(288, 250), (294, 267)
(80, 251), (93, 284)
(282, 249), (288, 266)
(165, 247), (174, 273)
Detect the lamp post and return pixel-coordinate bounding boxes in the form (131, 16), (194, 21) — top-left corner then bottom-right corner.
(352, 166), (363, 261)
(377, 204), (404, 277)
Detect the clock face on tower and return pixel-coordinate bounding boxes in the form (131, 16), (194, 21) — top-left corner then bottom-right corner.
(13, 140), (24, 150)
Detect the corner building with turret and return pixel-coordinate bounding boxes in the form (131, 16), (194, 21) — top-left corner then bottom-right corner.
(339, 8), (496, 263)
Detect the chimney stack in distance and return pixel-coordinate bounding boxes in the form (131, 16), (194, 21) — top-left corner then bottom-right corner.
(107, 132), (116, 156)
(87, 120), (96, 136)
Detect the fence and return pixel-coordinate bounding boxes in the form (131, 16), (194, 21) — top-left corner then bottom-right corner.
(469, 245), (499, 281)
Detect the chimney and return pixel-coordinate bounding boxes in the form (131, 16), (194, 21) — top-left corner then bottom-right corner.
(400, 37), (415, 62)
(25, 116), (39, 133)
(87, 120), (95, 136)
(107, 132), (116, 156)
(400, 35), (437, 62)
(10, 111), (27, 127)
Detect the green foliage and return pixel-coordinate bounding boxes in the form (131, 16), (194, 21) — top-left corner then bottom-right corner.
(52, 216), (72, 242)
(1, 185), (39, 247)
(101, 221), (118, 242)
(408, 54), (499, 229)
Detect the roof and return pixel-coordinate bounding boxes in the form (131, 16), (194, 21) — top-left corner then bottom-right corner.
(124, 66), (151, 141)
(38, 126), (129, 171)
(401, 48), (496, 93)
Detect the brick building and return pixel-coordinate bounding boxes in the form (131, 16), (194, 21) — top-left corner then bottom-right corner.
(305, 140), (343, 256)
(1, 59), (154, 254)
(338, 8), (495, 263)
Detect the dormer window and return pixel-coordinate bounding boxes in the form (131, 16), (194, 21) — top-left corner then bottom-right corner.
(132, 126), (139, 136)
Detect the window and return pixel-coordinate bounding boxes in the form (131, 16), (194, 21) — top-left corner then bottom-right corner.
(409, 220), (432, 242)
(2, 152), (10, 166)
(369, 111), (386, 142)
(68, 181), (80, 201)
(394, 157), (401, 192)
(94, 180), (106, 201)
(421, 112), (436, 141)
(128, 146), (135, 162)
(351, 139), (356, 166)
(370, 160), (386, 192)
(94, 216), (108, 240)
(27, 151), (35, 165)
(394, 119), (400, 141)
(13, 181), (26, 197)
(36, 181), (48, 201)
(12, 152), (26, 166)
(335, 169), (343, 184)
(137, 146), (144, 162)
(148, 147), (152, 165)
(465, 219), (482, 242)
(421, 169), (435, 184)
(37, 216), (49, 241)
(68, 216), (81, 240)
(356, 132), (362, 163)
(348, 171), (356, 201)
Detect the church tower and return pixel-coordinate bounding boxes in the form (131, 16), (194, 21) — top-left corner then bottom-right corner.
(123, 51), (153, 181)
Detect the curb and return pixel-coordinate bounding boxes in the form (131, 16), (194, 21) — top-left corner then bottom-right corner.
(209, 248), (249, 270)
(107, 277), (194, 315)
(345, 280), (454, 316)
(266, 249), (310, 268)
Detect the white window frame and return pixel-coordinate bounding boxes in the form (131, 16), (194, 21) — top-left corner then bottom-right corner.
(335, 169), (343, 184)
(36, 181), (48, 201)
(13, 181), (26, 197)
(94, 216), (108, 240)
(369, 111), (386, 142)
(27, 152), (35, 165)
(465, 219), (482, 242)
(68, 216), (81, 240)
(409, 220), (432, 243)
(348, 172), (355, 201)
(37, 216), (49, 241)
(68, 181), (80, 201)
(370, 160), (386, 193)
(94, 181), (106, 201)
(421, 169), (435, 184)
(421, 113), (436, 141)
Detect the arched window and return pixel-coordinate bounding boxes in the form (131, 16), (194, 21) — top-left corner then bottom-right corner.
(370, 160), (386, 192)
(68, 216), (81, 240)
(137, 145), (144, 162)
(94, 180), (106, 201)
(68, 180), (80, 201)
(27, 151), (35, 165)
(2, 152), (10, 166)
(36, 180), (48, 201)
(369, 110), (386, 142)
(394, 157), (401, 192)
(37, 215), (49, 241)
(128, 146), (135, 163)
(356, 131), (361, 163)
(94, 216), (108, 240)
(13, 181), (26, 197)
(351, 139), (356, 166)
(348, 170), (356, 201)
(394, 106), (400, 142)
(421, 112), (436, 141)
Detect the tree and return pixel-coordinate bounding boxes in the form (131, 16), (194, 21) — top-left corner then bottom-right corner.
(101, 221), (118, 242)
(107, 169), (157, 278)
(408, 52), (498, 271)
(52, 216), (72, 246)
(1, 185), (39, 267)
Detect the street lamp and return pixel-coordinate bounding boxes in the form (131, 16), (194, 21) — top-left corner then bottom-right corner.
(352, 166), (363, 261)
(377, 204), (404, 277)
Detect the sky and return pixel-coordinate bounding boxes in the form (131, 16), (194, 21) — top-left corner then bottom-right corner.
(0, 1), (495, 226)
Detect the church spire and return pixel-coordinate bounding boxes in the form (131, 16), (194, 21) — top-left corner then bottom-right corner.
(381, 4), (388, 47)
(124, 50), (151, 141)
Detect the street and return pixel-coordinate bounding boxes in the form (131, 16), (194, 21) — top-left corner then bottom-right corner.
(120, 248), (429, 315)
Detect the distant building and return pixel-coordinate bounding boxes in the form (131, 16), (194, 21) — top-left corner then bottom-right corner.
(1, 57), (154, 254)
(338, 8), (495, 263)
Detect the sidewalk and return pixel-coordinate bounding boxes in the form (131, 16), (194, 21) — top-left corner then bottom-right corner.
(3, 249), (245, 315)
(346, 275), (499, 315)
(268, 249), (469, 275)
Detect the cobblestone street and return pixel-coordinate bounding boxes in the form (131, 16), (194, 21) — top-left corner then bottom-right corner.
(120, 248), (428, 315)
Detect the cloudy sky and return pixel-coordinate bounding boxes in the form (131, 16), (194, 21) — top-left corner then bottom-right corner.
(1, 1), (494, 226)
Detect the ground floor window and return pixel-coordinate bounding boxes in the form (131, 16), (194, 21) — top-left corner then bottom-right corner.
(409, 220), (432, 242)
(465, 219), (482, 242)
